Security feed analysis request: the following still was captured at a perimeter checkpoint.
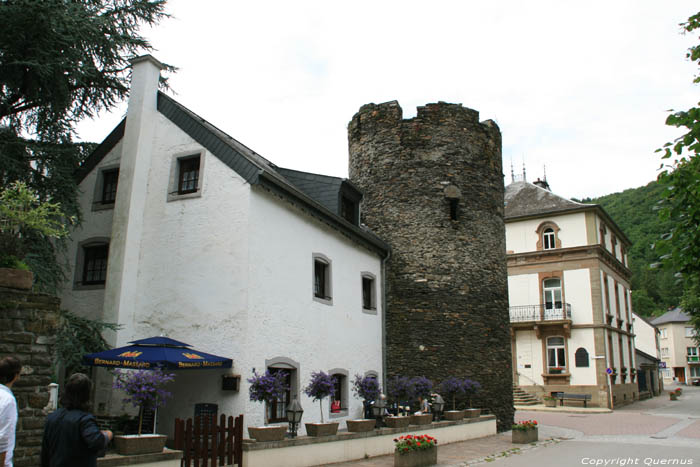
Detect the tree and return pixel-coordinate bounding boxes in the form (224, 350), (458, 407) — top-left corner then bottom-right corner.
(656, 11), (700, 341)
(0, 0), (172, 291)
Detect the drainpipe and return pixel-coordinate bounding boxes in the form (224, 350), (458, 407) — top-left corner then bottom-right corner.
(381, 248), (391, 392)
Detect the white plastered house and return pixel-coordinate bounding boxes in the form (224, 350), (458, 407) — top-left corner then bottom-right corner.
(58, 55), (389, 438)
(506, 178), (638, 408)
(652, 308), (700, 386)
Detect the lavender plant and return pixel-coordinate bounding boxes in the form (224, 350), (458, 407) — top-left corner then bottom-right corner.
(247, 369), (289, 424)
(439, 376), (466, 411)
(386, 375), (412, 415)
(351, 374), (381, 403)
(113, 367), (175, 435)
(303, 371), (336, 423)
(463, 379), (481, 407)
(410, 376), (433, 400)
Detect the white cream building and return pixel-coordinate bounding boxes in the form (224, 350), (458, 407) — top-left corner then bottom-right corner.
(506, 178), (637, 407)
(652, 308), (700, 386)
(59, 56), (389, 437)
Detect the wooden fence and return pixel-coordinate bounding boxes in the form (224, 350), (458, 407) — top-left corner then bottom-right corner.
(174, 414), (244, 466)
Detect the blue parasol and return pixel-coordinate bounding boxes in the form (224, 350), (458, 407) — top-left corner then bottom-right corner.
(82, 336), (233, 370)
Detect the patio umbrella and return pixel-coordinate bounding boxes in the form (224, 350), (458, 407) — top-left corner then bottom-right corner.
(82, 336), (233, 370)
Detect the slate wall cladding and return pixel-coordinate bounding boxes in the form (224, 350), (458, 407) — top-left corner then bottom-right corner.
(348, 101), (514, 431)
(0, 287), (59, 467)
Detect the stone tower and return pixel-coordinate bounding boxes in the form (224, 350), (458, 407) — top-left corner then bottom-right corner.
(348, 101), (513, 430)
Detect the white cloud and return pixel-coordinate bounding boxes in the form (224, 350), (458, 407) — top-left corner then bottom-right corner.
(76, 0), (699, 199)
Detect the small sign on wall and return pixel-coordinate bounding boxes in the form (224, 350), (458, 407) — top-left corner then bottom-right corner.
(222, 375), (240, 391)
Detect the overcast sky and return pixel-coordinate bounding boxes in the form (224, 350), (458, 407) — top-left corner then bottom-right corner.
(75, 0), (699, 200)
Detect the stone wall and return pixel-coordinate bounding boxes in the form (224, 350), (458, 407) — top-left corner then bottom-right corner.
(0, 286), (60, 467)
(348, 101), (514, 431)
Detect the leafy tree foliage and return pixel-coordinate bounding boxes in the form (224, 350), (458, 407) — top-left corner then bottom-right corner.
(655, 11), (700, 338)
(0, 0), (171, 291)
(55, 309), (121, 377)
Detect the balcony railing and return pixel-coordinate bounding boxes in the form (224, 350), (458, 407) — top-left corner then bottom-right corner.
(688, 356), (700, 364)
(509, 303), (572, 322)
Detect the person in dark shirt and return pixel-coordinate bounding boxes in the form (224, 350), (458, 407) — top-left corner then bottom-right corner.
(41, 373), (113, 467)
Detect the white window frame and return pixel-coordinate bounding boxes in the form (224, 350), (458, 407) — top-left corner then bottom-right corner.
(547, 336), (566, 370)
(660, 328), (667, 339)
(167, 150), (206, 202)
(661, 347), (669, 358)
(543, 228), (556, 250)
(361, 272), (377, 314)
(543, 278), (563, 318)
(312, 253), (333, 305)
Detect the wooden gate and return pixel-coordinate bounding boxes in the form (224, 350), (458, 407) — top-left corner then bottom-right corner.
(174, 414), (243, 467)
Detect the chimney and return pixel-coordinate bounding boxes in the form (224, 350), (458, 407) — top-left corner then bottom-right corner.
(102, 55), (164, 345)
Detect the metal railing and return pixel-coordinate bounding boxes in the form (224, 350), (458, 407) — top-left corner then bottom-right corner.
(509, 303), (572, 322)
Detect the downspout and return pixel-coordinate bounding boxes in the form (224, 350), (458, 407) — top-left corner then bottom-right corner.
(381, 248), (391, 393)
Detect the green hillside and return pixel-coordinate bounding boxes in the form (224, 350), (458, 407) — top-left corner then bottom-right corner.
(579, 181), (682, 317)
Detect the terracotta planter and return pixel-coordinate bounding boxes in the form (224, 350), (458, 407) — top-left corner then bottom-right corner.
(114, 434), (167, 455)
(247, 425), (287, 441)
(0, 268), (33, 290)
(305, 422), (339, 437)
(385, 416), (411, 428)
(443, 410), (464, 421)
(512, 427), (538, 444)
(409, 413), (432, 426)
(394, 446), (438, 467)
(346, 419), (376, 432)
(464, 408), (481, 418)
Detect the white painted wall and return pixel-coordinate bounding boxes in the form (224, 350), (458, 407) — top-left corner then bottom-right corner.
(507, 274), (538, 308)
(505, 212), (588, 254)
(563, 269), (593, 324)
(568, 329), (597, 386)
(633, 313), (658, 359)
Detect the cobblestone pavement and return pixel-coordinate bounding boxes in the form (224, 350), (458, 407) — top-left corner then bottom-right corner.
(331, 386), (700, 466)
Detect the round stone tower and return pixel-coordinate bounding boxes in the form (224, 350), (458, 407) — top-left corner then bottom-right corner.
(348, 101), (513, 430)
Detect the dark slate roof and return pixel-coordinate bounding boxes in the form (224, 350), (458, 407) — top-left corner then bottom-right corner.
(504, 181), (588, 219)
(504, 181), (632, 246)
(650, 308), (690, 326)
(276, 168), (363, 215)
(76, 92), (389, 257)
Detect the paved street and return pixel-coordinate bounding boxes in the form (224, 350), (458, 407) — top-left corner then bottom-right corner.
(334, 386), (700, 466)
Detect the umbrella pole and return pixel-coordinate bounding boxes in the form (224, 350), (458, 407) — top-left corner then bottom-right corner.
(138, 406), (144, 435)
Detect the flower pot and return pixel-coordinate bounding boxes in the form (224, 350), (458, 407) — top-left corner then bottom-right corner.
(394, 446), (438, 467)
(0, 268), (33, 290)
(670, 392), (678, 401)
(385, 416), (411, 428)
(544, 399), (557, 407)
(346, 419), (376, 432)
(443, 410), (464, 421)
(305, 422), (339, 437)
(409, 413), (433, 426)
(114, 434), (167, 455)
(512, 427), (538, 444)
(464, 408), (481, 418)
(247, 425), (287, 441)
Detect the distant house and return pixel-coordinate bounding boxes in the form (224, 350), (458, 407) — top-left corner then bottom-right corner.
(59, 56), (389, 437)
(651, 308), (700, 385)
(506, 177), (638, 407)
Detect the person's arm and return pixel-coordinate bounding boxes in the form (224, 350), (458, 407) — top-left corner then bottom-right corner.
(78, 414), (111, 452)
(0, 400), (14, 466)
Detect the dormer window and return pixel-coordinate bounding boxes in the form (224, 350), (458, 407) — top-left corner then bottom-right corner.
(543, 228), (555, 250)
(340, 196), (357, 224)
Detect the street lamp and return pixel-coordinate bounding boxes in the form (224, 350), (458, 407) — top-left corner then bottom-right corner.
(371, 393), (387, 428)
(286, 396), (303, 437)
(431, 394), (445, 421)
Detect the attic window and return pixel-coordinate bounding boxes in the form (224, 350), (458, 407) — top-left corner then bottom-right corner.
(340, 196), (357, 224)
(178, 156), (201, 194)
(543, 228), (555, 250)
(101, 169), (119, 204)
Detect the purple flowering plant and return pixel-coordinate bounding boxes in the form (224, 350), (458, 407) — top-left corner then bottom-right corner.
(386, 376), (413, 415)
(113, 367), (175, 435)
(247, 369), (289, 424)
(439, 377), (466, 411)
(351, 374), (381, 403)
(410, 376), (433, 400)
(463, 379), (481, 407)
(304, 371), (336, 423)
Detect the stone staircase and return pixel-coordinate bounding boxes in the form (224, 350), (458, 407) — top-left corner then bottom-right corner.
(513, 386), (539, 406)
